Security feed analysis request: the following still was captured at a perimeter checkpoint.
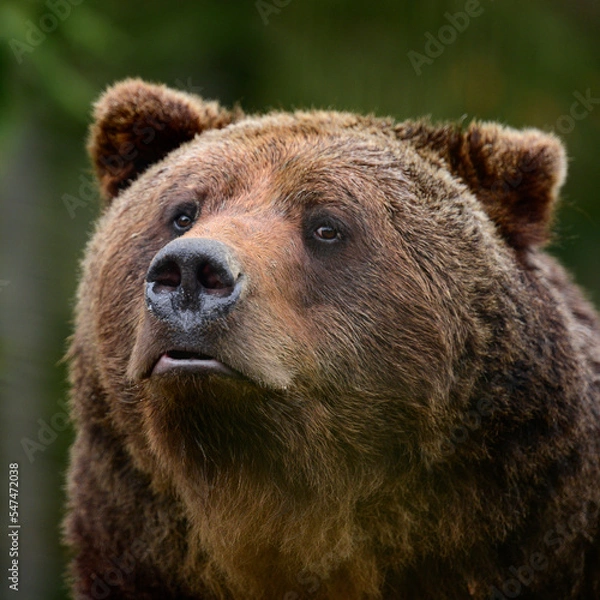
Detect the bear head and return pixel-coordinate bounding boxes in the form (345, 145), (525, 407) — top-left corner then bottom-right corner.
(74, 78), (570, 596)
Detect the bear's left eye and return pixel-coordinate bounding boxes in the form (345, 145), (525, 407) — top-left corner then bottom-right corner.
(313, 224), (341, 242)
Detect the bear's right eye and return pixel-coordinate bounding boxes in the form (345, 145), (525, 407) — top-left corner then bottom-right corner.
(170, 203), (198, 234)
(174, 214), (193, 231)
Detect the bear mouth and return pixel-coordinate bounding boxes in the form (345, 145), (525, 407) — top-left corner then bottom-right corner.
(152, 349), (242, 379)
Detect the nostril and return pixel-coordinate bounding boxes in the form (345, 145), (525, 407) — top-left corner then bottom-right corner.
(198, 262), (234, 295)
(151, 260), (182, 293)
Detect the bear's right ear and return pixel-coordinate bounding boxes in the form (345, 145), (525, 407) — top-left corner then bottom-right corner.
(88, 79), (241, 203)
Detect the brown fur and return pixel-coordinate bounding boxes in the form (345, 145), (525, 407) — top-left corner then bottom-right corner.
(64, 79), (600, 599)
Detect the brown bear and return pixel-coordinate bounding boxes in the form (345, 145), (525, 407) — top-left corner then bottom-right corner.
(64, 79), (600, 600)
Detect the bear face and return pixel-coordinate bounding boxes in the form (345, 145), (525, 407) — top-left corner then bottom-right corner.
(65, 80), (600, 600)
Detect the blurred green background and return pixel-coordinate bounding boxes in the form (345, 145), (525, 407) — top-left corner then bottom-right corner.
(0, 1), (598, 598)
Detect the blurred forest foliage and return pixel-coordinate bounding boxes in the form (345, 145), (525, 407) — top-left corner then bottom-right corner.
(0, 0), (599, 598)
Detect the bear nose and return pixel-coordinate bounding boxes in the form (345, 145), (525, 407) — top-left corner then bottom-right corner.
(145, 238), (244, 328)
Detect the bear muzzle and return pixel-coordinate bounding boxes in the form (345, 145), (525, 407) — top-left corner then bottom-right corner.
(141, 237), (247, 378)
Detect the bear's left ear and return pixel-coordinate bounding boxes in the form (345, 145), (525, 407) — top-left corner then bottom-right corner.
(395, 121), (567, 249)
(89, 79), (242, 203)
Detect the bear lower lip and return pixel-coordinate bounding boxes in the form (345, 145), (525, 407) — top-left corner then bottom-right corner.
(152, 351), (241, 378)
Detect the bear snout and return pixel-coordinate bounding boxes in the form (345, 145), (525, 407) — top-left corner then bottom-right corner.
(145, 237), (245, 330)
